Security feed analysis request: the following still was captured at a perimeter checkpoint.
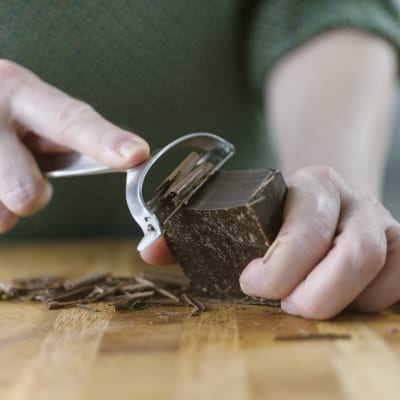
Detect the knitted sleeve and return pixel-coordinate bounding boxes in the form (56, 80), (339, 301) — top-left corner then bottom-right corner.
(246, 0), (400, 94)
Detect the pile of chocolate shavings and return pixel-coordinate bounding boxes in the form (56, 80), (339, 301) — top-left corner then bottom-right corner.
(0, 271), (206, 316)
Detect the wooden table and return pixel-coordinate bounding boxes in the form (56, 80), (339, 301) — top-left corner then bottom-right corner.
(1, 240), (400, 400)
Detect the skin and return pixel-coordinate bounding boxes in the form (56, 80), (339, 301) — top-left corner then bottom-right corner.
(0, 60), (149, 231)
(1, 28), (399, 320)
(239, 29), (400, 319)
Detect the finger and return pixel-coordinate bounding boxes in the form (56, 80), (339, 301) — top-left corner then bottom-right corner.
(9, 63), (149, 168)
(140, 235), (176, 265)
(352, 221), (400, 312)
(240, 166), (341, 299)
(0, 129), (52, 216)
(280, 204), (387, 319)
(0, 201), (18, 233)
(21, 132), (72, 154)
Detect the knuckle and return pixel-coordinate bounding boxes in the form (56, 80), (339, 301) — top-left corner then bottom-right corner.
(349, 235), (386, 275)
(0, 60), (25, 103)
(296, 165), (341, 185)
(313, 165), (339, 181)
(288, 167), (341, 213)
(312, 165), (345, 196)
(55, 100), (95, 139)
(0, 59), (21, 81)
(355, 191), (382, 212)
(0, 60), (36, 107)
(2, 179), (50, 215)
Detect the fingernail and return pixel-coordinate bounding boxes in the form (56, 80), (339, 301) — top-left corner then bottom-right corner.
(281, 300), (298, 315)
(119, 140), (147, 158)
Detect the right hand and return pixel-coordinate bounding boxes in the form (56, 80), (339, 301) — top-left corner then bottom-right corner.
(0, 59), (150, 233)
(240, 165), (400, 319)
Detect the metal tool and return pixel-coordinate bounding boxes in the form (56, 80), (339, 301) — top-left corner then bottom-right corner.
(39, 133), (235, 251)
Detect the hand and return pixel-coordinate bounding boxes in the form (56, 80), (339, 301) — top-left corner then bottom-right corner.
(0, 60), (149, 232)
(140, 236), (176, 265)
(239, 165), (400, 319)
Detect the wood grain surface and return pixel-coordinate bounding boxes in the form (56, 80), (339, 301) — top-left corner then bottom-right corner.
(1, 240), (400, 400)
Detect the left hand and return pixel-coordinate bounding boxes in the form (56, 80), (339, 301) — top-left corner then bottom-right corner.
(239, 165), (400, 319)
(140, 235), (175, 265)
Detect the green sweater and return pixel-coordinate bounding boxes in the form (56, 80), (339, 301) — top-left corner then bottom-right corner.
(1, 0), (399, 240)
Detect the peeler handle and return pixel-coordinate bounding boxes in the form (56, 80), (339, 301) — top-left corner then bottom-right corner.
(38, 133), (235, 252)
(37, 153), (119, 177)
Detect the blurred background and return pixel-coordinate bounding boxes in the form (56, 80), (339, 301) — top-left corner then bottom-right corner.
(383, 86), (400, 219)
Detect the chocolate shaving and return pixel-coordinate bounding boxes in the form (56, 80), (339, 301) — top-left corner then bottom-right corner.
(274, 333), (351, 341)
(135, 276), (180, 302)
(148, 151), (217, 216)
(0, 272), (206, 315)
(155, 152), (202, 195)
(155, 311), (180, 316)
(165, 162), (213, 199)
(50, 284), (96, 302)
(47, 300), (84, 310)
(63, 272), (110, 290)
(111, 291), (155, 311)
(181, 293), (206, 316)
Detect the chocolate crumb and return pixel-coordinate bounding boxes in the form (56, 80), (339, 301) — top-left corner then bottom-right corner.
(274, 333), (351, 341)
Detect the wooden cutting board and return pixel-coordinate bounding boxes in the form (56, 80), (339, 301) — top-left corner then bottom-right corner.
(1, 240), (400, 400)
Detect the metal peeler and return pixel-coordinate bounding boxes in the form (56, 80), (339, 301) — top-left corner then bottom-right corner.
(39, 133), (235, 251)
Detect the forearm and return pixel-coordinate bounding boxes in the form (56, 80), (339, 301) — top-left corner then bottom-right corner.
(265, 28), (398, 197)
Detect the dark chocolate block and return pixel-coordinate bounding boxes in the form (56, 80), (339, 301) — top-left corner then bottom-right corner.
(160, 169), (287, 299)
